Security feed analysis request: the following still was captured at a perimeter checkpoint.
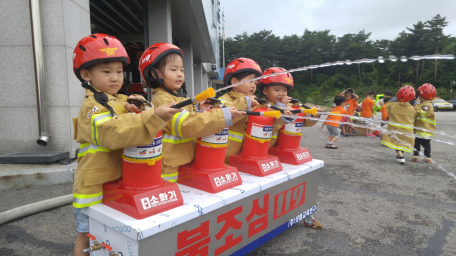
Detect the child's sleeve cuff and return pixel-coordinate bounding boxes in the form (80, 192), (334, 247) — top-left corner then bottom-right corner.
(244, 96), (251, 111)
(222, 107), (233, 127)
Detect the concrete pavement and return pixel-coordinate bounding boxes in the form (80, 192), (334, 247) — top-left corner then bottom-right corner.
(0, 162), (76, 191)
(0, 111), (455, 255)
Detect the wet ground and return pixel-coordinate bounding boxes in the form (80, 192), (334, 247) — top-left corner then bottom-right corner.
(248, 111), (456, 255)
(1, 111), (455, 256)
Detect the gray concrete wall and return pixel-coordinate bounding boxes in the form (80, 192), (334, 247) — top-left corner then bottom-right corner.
(0, 0), (90, 157)
(181, 42), (194, 99)
(202, 71), (209, 91)
(148, 0), (172, 44)
(193, 62), (203, 95)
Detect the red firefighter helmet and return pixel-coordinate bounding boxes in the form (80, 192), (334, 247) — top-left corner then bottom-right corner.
(73, 33), (129, 81)
(258, 67), (294, 93)
(223, 58), (262, 86)
(397, 86), (416, 102)
(139, 43), (184, 88)
(417, 83), (436, 100)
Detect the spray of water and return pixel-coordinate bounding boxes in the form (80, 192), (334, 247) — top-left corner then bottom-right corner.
(285, 114), (455, 146)
(215, 54), (455, 93)
(284, 115), (456, 180)
(215, 53), (456, 180)
(282, 112), (456, 143)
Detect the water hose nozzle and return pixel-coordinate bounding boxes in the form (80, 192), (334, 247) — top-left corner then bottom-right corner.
(204, 97), (223, 108)
(244, 110), (281, 118)
(195, 88), (215, 101)
(172, 88), (216, 109)
(303, 108), (318, 115)
(263, 111), (281, 118)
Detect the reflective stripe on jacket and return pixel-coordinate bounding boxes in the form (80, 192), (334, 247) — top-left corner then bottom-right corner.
(381, 102), (417, 153)
(414, 100), (436, 139)
(268, 100), (287, 148)
(162, 172), (179, 183)
(72, 89), (166, 208)
(228, 130), (244, 142)
(151, 87), (228, 178)
(219, 92), (250, 163)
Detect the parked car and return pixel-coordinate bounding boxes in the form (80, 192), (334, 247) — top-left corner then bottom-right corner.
(432, 98), (453, 111)
(448, 100), (456, 110)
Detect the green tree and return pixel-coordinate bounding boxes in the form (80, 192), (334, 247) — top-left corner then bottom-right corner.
(310, 91), (322, 106)
(218, 14), (454, 99)
(291, 90), (300, 100)
(425, 14), (449, 79)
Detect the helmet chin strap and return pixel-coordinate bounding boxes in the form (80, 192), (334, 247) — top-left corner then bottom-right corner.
(81, 81), (115, 117)
(149, 68), (187, 98)
(177, 82), (187, 98)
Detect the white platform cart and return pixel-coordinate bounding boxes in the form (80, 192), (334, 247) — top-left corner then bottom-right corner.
(82, 159), (324, 256)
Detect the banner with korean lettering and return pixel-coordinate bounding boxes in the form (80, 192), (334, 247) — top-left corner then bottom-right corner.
(135, 169), (319, 255)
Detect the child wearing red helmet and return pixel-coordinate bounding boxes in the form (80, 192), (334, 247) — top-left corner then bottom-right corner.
(381, 86), (418, 164)
(412, 83), (437, 163)
(72, 34), (182, 255)
(258, 67), (319, 147)
(139, 43), (242, 179)
(218, 58), (262, 163)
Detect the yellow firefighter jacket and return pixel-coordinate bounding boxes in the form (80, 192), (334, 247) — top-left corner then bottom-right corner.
(269, 100), (288, 147)
(219, 92), (250, 163)
(72, 89), (166, 208)
(414, 100), (436, 139)
(268, 100), (319, 147)
(381, 102), (417, 153)
(151, 87), (229, 181)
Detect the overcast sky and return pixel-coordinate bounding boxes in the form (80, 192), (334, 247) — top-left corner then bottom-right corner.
(221, 0), (456, 41)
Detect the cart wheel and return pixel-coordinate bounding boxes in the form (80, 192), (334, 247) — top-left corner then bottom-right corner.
(303, 216), (315, 227)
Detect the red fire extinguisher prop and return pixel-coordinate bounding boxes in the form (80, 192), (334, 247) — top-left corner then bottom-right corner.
(178, 98), (242, 193)
(103, 89), (215, 219)
(102, 129), (184, 219)
(268, 99), (318, 165)
(229, 101), (283, 176)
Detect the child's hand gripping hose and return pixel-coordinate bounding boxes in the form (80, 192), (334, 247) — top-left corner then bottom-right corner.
(126, 98), (153, 111)
(254, 98), (269, 106)
(253, 97), (286, 112)
(171, 88), (215, 109)
(204, 97), (224, 108)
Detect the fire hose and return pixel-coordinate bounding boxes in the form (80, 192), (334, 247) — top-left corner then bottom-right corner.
(0, 194), (72, 225)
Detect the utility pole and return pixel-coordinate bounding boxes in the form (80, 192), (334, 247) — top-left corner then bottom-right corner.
(222, 8), (225, 68)
(416, 61), (419, 87)
(451, 80), (455, 100)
